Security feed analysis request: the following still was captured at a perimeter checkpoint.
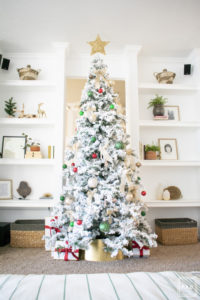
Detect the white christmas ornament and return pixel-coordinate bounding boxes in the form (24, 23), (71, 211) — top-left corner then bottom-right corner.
(126, 192), (134, 202)
(88, 177), (98, 188)
(162, 190), (170, 201)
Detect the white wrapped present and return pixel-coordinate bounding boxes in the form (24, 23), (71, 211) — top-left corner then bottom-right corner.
(52, 240), (79, 261)
(132, 241), (150, 258)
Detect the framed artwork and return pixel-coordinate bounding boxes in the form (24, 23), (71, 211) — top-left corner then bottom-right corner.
(2, 136), (26, 159)
(164, 106), (180, 121)
(0, 180), (13, 200)
(158, 138), (178, 160)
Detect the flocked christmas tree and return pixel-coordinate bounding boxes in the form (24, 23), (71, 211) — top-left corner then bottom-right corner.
(49, 36), (157, 257)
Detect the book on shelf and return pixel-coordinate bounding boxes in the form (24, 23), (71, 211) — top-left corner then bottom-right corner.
(48, 145), (55, 159)
(153, 116), (168, 120)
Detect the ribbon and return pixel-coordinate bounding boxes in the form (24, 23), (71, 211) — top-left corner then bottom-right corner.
(94, 69), (108, 89)
(85, 106), (96, 123)
(99, 141), (112, 167)
(55, 247), (79, 261)
(132, 241), (149, 257)
(45, 225), (61, 235)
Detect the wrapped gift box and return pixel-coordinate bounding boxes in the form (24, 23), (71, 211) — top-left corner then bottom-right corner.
(52, 240), (79, 261)
(132, 241), (150, 258)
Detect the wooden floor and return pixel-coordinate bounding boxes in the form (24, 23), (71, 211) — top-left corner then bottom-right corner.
(0, 243), (200, 274)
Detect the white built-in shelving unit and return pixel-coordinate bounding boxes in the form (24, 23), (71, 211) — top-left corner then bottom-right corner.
(0, 47), (68, 217)
(136, 50), (200, 220)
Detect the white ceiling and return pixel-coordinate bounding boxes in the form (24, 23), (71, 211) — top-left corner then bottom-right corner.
(0, 0), (200, 56)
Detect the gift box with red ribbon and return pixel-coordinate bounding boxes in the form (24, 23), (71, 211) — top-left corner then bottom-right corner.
(132, 241), (150, 258)
(44, 216), (61, 251)
(53, 241), (79, 261)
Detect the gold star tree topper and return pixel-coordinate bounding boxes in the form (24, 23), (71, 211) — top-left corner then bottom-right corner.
(88, 34), (110, 55)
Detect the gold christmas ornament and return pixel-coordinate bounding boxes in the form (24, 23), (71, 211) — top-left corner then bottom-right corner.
(136, 162), (142, 168)
(84, 239), (123, 261)
(88, 34), (110, 55)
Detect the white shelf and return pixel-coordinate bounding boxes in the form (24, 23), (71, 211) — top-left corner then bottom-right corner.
(0, 199), (57, 208)
(0, 158), (55, 166)
(145, 199), (200, 207)
(0, 118), (55, 126)
(0, 80), (56, 87)
(141, 160), (200, 167)
(138, 82), (199, 92)
(139, 120), (200, 128)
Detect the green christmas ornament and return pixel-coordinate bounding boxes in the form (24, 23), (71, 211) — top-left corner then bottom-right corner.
(60, 195), (65, 201)
(109, 104), (115, 109)
(79, 111), (84, 116)
(91, 136), (96, 143)
(115, 142), (124, 150)
(69, 221), (74, 227)
(62, 164), (67, 169)
(88, 91), (93, 97)
(141, 211), (146, 217)
(99, 222), (110, 232)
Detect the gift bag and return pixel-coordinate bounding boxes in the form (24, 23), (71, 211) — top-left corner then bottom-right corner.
(44, 216), (61, 251)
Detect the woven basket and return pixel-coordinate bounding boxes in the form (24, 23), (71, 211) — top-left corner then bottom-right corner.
(11, 219), (45, 248)
(155, 218), (198, 245)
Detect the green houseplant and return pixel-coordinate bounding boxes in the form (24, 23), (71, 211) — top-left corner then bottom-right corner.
(22, 133), (40, 152)
(4, 97), (17, 117)
(147, 94), (168, 117)
(145, 144), (160, 160)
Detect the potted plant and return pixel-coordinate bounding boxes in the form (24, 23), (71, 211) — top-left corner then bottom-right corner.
(147, 94), (168, 116)
(22, 133), (40, 152)
(145, 144), (160, 160)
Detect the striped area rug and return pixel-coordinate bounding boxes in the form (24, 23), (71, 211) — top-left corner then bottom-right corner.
(0, 272), (200, 300)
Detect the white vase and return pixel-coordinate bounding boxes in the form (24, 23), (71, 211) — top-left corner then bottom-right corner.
(162, 190), (170, 201)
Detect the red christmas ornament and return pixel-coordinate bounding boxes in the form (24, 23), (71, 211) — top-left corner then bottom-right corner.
(71, 162), (75, 166)
(92, 153), (97, 159)
(141, 191), (147, 196)
(73, 167), (78, 173)
(98, 88), (103, 93)
(77, 220), (82, 225)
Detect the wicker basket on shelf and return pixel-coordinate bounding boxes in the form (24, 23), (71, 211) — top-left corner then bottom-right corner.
(155, 218), (198, 245)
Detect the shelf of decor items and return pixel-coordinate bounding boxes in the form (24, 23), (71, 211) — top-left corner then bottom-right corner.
(0, 159), (55, 166)
(0, 80), (56, 87)
(139, 120), (200, 128)
(141, 160), (200, 167)
(0, 118), (55, 126)
(144, 199), (200, 207)
(138, 82), (199, 92)
(0, 199), (57, 208)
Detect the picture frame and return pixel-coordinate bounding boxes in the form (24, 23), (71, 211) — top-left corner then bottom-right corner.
(0, 180), (13, 200)
(158, 138), (178, 160)
(2, 136), (26, 159)
(164, 105), (180, 121)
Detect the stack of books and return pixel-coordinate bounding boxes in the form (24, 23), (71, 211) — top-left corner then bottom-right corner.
(153, 116), (168, 120)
